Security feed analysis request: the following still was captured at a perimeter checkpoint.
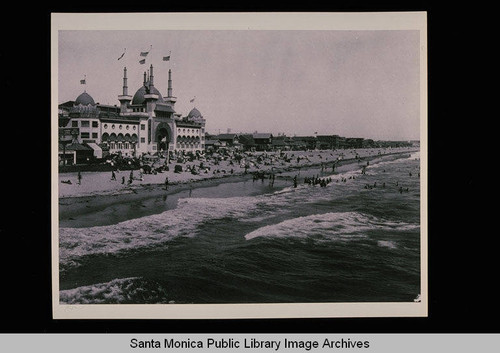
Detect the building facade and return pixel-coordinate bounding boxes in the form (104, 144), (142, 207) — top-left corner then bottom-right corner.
(58, 65), (206, 163)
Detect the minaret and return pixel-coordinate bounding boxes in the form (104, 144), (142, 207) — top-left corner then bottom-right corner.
(122, 67), (128, 96)
(118, 67), (132, 114)
(149, 64), (154, 87)
(165, 69), (177, 107)
(143, 64), (159, 114)
(167, 69), (172, 97)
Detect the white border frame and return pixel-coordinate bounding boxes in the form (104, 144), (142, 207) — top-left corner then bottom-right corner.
(51, 12), (427, 319)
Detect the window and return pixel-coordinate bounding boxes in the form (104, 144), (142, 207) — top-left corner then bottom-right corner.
(71, 121), (78, 127)
(81, 121), (90, 127)
(126, 125), (129, 130)
(110, 142), (115, 149)
(104, 124), (108, 129)
(92, 132), (98, 138)
(112, 124), (115, 129)
(117, 143), (122, 149)
(124, 142), (129, 149)
(81, 132), (90, 138)
(141, 124), (145, 130)
(140, 137), (145, 143)
(92, 121), (98, 128)
(119, 125), (123, 130)
(153, 146), (157, 150)
(133, 126), (136, 130)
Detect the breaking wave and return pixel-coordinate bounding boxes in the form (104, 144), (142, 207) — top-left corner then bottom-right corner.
(60, 277), (172, 304)
(244, 211), (419, 241)
(59, 196), (262, 269)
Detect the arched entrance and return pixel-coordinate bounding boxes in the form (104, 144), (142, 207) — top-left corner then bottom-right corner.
(155, 123), (172, 153)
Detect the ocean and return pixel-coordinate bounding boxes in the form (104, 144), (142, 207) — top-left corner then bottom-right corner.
(59, 151), (421, 304)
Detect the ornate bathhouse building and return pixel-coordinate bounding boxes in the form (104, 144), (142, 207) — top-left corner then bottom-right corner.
(58, 65), (206, 164)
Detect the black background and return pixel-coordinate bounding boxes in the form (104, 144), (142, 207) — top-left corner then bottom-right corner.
(1, 1), (494, 334)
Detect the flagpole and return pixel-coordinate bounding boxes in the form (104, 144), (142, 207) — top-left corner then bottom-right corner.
(80, 74), (87, 92)
(149, 44), (152, 67)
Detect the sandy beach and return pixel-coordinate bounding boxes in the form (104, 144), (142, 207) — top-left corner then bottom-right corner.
(58, 147), (418, 228)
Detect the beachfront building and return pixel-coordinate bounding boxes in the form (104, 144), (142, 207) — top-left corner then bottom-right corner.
(58, 65), (206, 164)
(293, 136), (318, 150)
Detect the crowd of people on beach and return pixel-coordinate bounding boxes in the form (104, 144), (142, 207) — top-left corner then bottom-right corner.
(59, 148), (419, 199)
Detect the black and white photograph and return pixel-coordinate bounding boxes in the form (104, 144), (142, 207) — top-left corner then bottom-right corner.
(51, 12), (427, 319)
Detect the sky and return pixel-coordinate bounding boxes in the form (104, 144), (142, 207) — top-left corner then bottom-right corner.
(58, 30), (421, 140)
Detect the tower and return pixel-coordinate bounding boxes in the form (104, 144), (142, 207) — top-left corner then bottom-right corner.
(149, 64), (154, 87)
(118, 67), (132, 113)
(143, 64), (160, 114)
(164, 69), (177, 107)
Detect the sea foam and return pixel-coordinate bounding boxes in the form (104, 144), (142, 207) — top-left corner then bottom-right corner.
(244, 212), (419, 241)
(59, 195), (262, 269)
(59, 277), (170, 304)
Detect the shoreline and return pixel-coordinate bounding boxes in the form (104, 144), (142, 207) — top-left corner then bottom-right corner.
(58, 148), (418, 228)
(59, 148), (418, 199)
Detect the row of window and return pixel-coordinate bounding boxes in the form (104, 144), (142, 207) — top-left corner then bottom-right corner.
(83, 133), (205, 143)
(72, 120), (147, 132)
(72, 120), (99, 128)
(73, 121), (206, 136)
(176, 143), (203, 149)
(103, 123), (137, 131)
(81, 132), (98, 139)
(177, 128), (200, 134)
(72, 121), (204, 135)
(105, 141), (205, 150)
(109, 142), (133, 150)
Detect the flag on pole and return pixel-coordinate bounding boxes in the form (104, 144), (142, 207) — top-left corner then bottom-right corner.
(163, 55), (170, 61)
(80, 75), (86, 84)
(190, 97), (195, 103)
(118, 48), (126, 60)
(140, 45), (152, 57)
(139, 59), (146, 65)
(80, 79), (86, 84)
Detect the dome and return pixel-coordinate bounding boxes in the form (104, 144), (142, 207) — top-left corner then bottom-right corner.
(75, 91), (95, 106)
(131, 85), (165, 105)
(188, 107), (202, 119)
